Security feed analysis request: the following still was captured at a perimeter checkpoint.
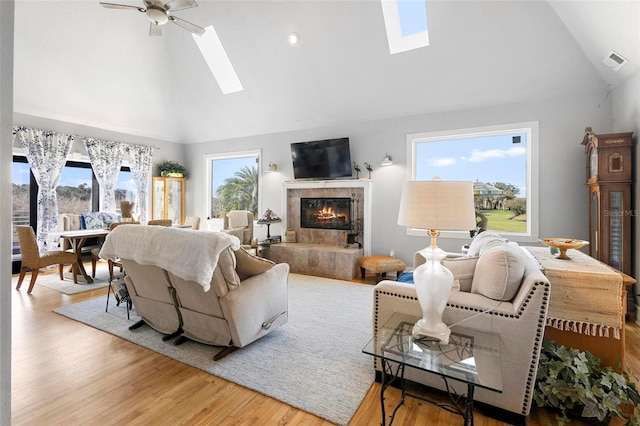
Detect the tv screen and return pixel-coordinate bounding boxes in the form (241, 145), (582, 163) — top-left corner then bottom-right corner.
(290, 138), (353, 180)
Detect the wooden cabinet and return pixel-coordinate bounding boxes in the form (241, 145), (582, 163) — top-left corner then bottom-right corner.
(582, 127), (634, 275)
(152, 177), (185, 224)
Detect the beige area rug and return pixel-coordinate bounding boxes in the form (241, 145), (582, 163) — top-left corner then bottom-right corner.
(16, 261), (112, 295)
(55, 273), (375, 425)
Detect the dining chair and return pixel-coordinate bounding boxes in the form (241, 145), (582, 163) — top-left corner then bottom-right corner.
(147, 219), (172, 227)
(91, 222), (140, 279)
(16, 225), (79, 294)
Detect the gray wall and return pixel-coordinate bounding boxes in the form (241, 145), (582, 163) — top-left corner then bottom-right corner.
(185, 90), (613, 267)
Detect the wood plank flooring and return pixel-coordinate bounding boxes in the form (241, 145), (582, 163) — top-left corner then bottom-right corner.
(10, 265), (640, 425)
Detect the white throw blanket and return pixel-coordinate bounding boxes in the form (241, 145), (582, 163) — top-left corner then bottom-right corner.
(99, 226), (240, 292)
(227, 210), (249, 228)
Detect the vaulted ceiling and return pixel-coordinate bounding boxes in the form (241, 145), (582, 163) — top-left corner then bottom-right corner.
(13, 0), (639, 144)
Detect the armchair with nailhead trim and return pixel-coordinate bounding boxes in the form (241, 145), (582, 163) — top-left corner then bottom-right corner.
(372, 246), (550, 423)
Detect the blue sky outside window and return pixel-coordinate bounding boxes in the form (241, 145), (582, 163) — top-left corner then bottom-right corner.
(381, 0), (429, 54)
(397, 0), (428, 37)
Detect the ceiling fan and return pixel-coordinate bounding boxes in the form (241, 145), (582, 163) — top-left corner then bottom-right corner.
(100, 0), (206, 36)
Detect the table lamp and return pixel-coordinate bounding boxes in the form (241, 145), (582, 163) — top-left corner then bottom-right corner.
(397, 178), (476, 344)
(256, 208), (282, 242)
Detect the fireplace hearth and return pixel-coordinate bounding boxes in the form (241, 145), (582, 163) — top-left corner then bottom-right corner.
(300, 197), (351, 230)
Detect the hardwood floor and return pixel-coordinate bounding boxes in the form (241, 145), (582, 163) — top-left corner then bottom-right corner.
(10, 265), (640, 425)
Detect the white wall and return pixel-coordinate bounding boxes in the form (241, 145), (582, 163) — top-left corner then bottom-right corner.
(0, 2), (14, 423)
(185, 90), (613, 267)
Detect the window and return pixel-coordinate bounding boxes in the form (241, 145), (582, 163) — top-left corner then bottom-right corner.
(381, 0), (429, 54)
(12, 157), (32, 258)
(57, 161), (93, 214)
(407, 122), (539, 242)
(205, 150), (261, 229)
(11, 155), (136, 266)
(115, 169), (136, 214)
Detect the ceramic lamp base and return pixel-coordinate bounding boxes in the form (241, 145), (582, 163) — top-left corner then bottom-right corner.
(412, 245), (454, 345)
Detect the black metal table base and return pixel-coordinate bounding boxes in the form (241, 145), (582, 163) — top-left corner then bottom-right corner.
(379, 359), (475, 426)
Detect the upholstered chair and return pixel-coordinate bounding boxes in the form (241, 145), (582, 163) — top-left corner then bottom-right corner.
(223, 211), (257, 252)
(183, 216), (201, 230)
(16, 225), (79, 294)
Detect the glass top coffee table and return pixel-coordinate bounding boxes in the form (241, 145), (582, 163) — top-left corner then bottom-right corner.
(362, 312), (502, 425)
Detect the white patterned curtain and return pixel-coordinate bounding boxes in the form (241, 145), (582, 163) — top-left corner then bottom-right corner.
(84, 138), (125, 213)
(125, 144), (154, 223)
(14, 126), (73, 251)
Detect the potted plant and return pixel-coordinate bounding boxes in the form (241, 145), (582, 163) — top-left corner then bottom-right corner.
(158, 161), (188, 178)
(534, 340), (640, 426)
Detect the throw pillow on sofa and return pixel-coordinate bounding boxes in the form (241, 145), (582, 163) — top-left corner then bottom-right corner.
(467, 230), (506, 257)
(442, 256), (479, 292)
(471, 244), (525, 301)
(81, 212), (122, 229)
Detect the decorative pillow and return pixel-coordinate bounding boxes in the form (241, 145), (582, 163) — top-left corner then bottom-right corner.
(216, 247), (241, 290)
(81, 212), (104, 229)
(471, 244), (525, 301)
(442, 256), (479, 292)
(235, 247), (275, 281)
(79, 215), (87, 229)
(82, 212), (123, 229)
(467, 230), (506, 257)
(97, 212), (122, 226)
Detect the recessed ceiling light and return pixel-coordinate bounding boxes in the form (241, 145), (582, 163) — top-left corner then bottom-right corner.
(288, 32), (300, 46)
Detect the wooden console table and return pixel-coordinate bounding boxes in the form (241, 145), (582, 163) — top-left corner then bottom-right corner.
(525, 246), (628, 371)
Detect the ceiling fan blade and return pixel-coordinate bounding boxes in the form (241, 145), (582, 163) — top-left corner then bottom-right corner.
(149, 22), (163, 36)
(164, 0), (198, 12)
(100, 2), (145, 12)
(168, 16), (205, 36)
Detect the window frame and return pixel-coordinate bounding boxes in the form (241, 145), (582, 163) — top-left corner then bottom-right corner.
(204, 149), (263, 220)
(406, 121), (539, 243)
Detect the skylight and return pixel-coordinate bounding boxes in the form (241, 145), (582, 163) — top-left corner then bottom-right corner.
(381, 0), (429, 55)
(192, 26), (244, 94)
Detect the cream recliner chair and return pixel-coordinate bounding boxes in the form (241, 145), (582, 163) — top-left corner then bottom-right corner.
(100, 225), (289, 359)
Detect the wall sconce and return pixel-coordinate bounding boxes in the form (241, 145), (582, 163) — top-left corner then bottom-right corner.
(364, 162), (373, 179)
(266, 162), (278, 172)
(381, 153), (393, 166)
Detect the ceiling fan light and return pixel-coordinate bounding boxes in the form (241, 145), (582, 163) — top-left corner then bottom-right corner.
(147, 7), (169, 25)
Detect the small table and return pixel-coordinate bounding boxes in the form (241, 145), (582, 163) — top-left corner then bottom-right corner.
(362, 313), (502, 426)
(257, 240), (274, 259)
(60, 229), (109, 284)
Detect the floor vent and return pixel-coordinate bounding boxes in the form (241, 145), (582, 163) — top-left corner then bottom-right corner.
(603, 50), (627, 71)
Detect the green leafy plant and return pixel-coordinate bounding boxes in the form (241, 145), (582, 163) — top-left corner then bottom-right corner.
(534, 340), (640, 426)
(157, 161), (188, 178)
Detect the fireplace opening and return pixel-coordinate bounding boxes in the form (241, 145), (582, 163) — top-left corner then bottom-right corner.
(300, 197), (351, 230)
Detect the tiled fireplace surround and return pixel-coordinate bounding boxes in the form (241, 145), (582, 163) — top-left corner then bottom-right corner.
(268, 180), (372, 280)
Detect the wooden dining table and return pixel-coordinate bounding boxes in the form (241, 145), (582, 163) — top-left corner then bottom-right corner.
(60, 229), (109, 284)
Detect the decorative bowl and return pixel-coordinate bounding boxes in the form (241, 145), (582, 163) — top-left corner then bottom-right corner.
(539, 238), (589, 260)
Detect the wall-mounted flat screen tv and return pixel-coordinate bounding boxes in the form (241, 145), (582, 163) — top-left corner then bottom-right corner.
(290, 137), (353, 180)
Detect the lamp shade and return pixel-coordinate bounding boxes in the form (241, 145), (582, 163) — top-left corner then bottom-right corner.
(256, 208), (282, 224)
(397, 180), (476, 231)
